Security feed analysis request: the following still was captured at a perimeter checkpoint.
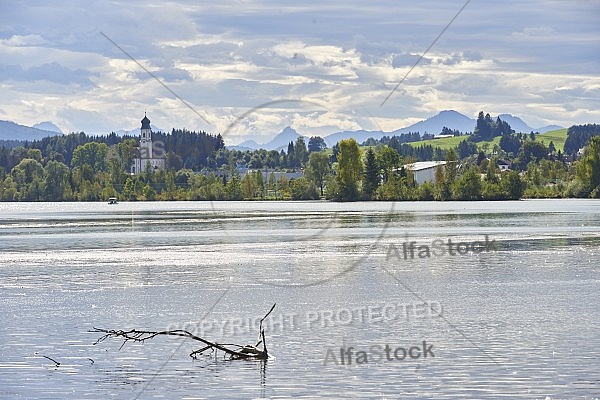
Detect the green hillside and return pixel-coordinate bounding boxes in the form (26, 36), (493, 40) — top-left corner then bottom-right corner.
(407, 128), (567, 153)
(536, 128), (567, 152)
(408, 135), (469, 150)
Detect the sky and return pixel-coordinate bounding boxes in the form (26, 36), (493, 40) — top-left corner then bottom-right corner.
(0, 0), (599, 145)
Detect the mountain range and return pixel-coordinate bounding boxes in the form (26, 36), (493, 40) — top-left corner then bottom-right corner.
(1, 110), (563, 147)
(234, 126), (308, 151)
(32, 121), (62, 134)
(229, 110), (563, 150)
(115, 124), (163, 137)
(0, 120), (63, 141)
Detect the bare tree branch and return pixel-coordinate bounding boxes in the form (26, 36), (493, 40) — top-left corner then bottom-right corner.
(91, 304), (276, 361)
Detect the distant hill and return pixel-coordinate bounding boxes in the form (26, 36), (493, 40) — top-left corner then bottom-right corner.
(263, 127), (303, 151)
(486, 114), (561, 134)
(324, 111), (563, 145)
(536, 125), (563, 134)
(115, 124), (162, 137)
(0, 120), (63, 141)
(320, 110), (475, 146)
(497, 114), (532, 133)
(32, 121), (62, 134)
(412, 127), (568, 153)
(226, 111), (564, 150)
(536, 128), (567, 152)
(323, 130), (382, 147)
(229, 139), (261, 151)
(393, 110), (475, 136)
(229, 127), (307, 151)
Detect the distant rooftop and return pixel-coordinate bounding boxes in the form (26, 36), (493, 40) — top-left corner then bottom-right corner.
(404, 161), (447, 171)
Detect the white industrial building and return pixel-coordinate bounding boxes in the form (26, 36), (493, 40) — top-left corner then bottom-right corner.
(404, 161), (447, 185)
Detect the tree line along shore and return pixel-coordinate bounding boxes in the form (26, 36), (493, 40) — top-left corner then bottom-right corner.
(0, 115), (599, 202)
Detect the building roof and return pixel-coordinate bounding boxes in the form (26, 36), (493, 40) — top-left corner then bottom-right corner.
(141, 113), (151, 129)
(404, 161), (447, 171)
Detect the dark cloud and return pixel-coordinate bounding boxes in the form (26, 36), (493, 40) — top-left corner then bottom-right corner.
(0, 62), (97, 87)
(391, 53), (431, 68)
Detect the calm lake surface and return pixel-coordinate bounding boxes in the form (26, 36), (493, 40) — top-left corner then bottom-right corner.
(0, 200), (599, 399)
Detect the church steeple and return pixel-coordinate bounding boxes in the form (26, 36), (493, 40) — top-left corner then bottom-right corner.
(131, 111), (165, 174)
(141, 112), (151, 130)
(140, 112), (152, 156)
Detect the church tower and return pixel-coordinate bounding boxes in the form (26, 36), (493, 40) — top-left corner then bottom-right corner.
(131, 112), (165, 175)
(140, 113), (153, 158)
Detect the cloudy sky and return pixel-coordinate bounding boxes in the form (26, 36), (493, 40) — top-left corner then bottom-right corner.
(0, 1), (598, 144)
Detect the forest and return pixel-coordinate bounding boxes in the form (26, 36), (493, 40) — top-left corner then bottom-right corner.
(0, 117), (599, 202)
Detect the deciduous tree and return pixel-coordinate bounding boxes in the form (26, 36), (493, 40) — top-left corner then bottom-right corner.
(376, 146), (401, 182)
(576, 136), (600, 197)
(308, 136), (327, 153)
(71, 142), (109, 172)
(305, 151), (330, 197)
(44, 160), (72, 201)
(335, 139), (362, 201)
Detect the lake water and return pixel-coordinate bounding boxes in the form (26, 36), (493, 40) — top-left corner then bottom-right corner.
(0, 200), (599, 399)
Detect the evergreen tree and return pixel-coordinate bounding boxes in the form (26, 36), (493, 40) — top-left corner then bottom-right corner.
(517, 141), (549, 169)
(564, 124), (600, 155)
(444, 149), (458, 183)
(268, 172), (277, 198)
(456, 139), (477, 158)
(362, 148), (379, 200)
(433, 164), (450, 201)
(453, 166), (482, 200)
(472, 111), (512, 142)
(294, 137), (308, 167)
(485, 159), (499, 184)
(331, 143), (339, 163)
(477, 151), (486, 165)
(499, 134), (521, 155)
(500, 170), (525, 199)
(287, 141), (296, 167)
(225, 173), (243, 200)
(473, 111), (486, 142)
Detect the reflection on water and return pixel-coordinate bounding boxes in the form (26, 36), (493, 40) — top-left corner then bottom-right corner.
(0, 200), (599, 398)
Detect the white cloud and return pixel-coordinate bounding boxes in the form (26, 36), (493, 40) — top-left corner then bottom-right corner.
(158, 34), (243, 49)
(0, 0), (598, 140)
(0, 34), (47, 47)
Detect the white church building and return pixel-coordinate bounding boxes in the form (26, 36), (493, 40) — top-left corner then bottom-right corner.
(131, 113), (166, 175)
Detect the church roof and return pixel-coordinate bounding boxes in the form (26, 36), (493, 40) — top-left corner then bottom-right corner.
(141, 113), (151, 129)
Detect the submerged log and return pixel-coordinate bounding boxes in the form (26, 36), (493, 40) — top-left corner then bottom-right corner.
(92, 303), (276, 361)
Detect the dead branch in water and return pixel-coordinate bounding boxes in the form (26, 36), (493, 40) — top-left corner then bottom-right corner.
(92, 304), (276, 361)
